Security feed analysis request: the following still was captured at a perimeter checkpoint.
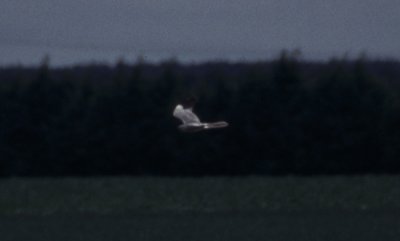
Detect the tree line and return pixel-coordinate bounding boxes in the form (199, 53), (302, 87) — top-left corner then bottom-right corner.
(0, 53), (400, 176)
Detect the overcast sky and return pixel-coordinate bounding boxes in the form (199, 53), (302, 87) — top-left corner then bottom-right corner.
(1, 0), (399, 66)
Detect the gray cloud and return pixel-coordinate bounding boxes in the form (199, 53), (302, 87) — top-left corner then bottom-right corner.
(1, 0), (399, 65)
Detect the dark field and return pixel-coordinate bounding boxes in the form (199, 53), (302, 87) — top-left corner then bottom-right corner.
(0, 176), (399, 240)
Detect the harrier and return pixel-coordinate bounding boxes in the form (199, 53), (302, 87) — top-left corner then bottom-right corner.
(173, 98), (228, 133)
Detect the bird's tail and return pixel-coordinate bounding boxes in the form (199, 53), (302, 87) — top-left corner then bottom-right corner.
(204, 121), (229, 129)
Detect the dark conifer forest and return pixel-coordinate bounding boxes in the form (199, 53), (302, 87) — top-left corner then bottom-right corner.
(1, 53), (400, 176)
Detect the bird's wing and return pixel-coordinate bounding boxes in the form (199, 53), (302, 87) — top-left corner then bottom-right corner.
(173, 105), (201, 124)
(204, 121), (229, 129)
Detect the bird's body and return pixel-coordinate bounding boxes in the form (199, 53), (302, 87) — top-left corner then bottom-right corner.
(173, 104), (228, 132)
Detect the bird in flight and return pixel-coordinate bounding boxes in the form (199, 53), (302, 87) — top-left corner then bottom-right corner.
(173, 97), (229, 133)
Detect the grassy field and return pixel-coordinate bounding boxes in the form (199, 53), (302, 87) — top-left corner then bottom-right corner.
(0, 176), (399, 241)
(0, 175), (399, 214)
